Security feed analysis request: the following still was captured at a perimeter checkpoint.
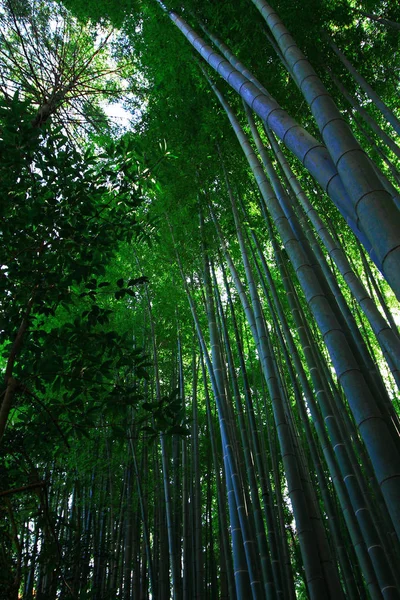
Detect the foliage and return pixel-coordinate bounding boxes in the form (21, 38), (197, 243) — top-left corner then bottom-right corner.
(0, 96), (154, 560)
(0, 0), (124, 135)
(1, 0), (400, 598)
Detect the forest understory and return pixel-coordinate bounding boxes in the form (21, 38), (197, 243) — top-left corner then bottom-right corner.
(1, 0), (400, 598)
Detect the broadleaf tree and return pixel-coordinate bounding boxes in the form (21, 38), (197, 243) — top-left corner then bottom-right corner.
(1, 0), (400, 598)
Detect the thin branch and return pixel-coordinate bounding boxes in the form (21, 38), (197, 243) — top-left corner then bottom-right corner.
(0, 481), (46, 497)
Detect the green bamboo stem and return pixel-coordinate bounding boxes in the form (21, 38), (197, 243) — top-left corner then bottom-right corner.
(143, 275), (181, 599)
(350, 114), (400, 202)
(330, 71), (400, 161)
(275, 209), (400, 592)
(211, 258), (277, 599)
(248, 206), (382, 596)
(201, 241), (263, 599)
(190, 347), (204, 600)
(201, 350), (237, 600)
(258, 116), (400, 389)
(247, 228), (362, 598)
(328, 38), (400, 136)
(246, 104), (399, 415)
(211, 195), (342, 597)
(221, 76), (400, 542)
(219, 256), (292, 599)
(250, 0), (400, 298)
(156, 3), (385, 280)
(357, 11), (400, 31)
(170, 223), (262, 599)
(129, 437), (156, 598)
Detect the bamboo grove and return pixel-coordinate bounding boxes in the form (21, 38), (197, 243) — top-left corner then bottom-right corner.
(1, 0), (400, 598)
